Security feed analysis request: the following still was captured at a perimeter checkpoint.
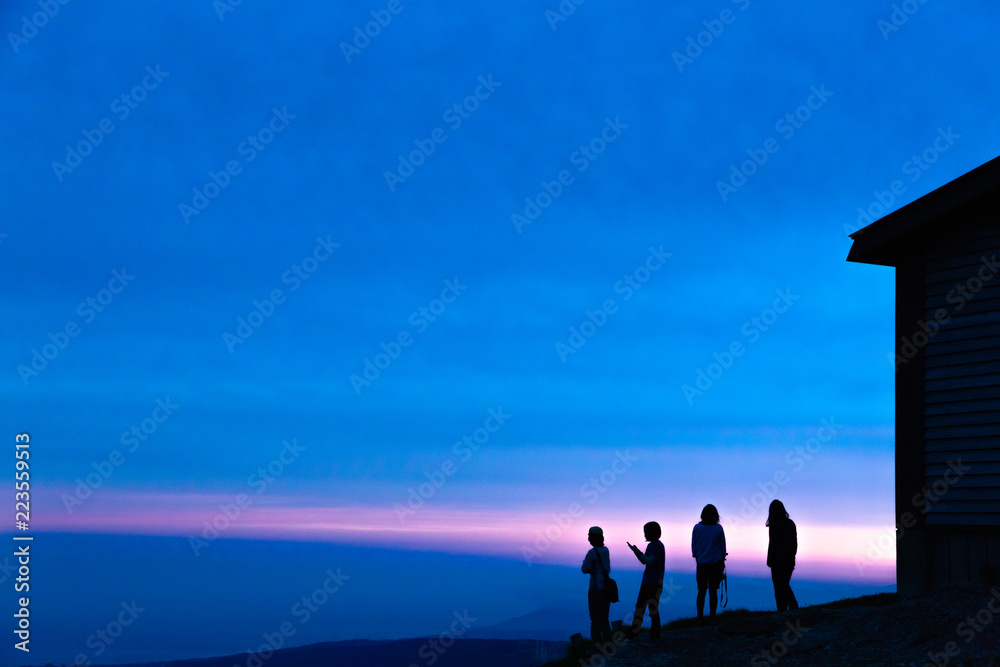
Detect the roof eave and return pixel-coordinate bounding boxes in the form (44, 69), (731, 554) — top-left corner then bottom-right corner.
(846, 155), (1000, 267)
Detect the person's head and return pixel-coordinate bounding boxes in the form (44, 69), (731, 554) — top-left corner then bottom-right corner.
(766, 500), (790, 527)
(588, 526), (604, 547)
(642, 521), (661, 542)
(700, 504), (720, 526)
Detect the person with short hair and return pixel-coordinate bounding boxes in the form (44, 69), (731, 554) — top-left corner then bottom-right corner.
(581, 526), (612, 647)
(627, 521), (665, 644)
(691, 504), (727, 621)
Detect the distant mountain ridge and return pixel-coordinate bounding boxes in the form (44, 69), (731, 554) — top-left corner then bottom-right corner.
(65, 637), (565, 667)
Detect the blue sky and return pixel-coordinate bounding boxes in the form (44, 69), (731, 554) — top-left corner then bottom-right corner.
(2, 0), (1000, 663)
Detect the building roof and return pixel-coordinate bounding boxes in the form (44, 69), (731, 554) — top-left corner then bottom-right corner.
(847, 155), (1000, 267)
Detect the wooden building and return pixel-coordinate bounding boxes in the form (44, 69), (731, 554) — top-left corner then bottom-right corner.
(847, 155), (1000, 596)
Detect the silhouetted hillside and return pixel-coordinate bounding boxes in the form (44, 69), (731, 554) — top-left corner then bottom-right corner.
(544, 584), (1000, 666)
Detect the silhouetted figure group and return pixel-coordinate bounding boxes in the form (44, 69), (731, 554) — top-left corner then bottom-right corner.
(581, 499), (798, 649)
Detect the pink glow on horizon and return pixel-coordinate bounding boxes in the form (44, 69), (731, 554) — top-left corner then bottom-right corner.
(40, 489), (896, 584)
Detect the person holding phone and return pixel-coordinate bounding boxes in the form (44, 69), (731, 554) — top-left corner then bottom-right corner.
(627, 521), (665, 644)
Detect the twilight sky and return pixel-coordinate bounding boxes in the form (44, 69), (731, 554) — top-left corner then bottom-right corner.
(2, 0), (1000, 663)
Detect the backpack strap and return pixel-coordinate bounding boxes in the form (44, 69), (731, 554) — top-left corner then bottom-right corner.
(719, 561), (728, 608)
(594, 548), (609, 577)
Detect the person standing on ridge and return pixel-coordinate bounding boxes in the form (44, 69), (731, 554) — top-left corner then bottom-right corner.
(766, 499), (798, 612)
(582, 526), (613, 649)
(627, 521), (665, 644)
(692, 504), (727, 622)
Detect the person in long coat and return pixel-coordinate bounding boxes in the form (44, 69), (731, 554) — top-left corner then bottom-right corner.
(766, 499), (798, 612)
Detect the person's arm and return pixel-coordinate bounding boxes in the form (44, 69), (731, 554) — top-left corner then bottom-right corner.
(630, 542), (648, 564)
(691, 526), (697, 559)
(720, 526), (727, 561)
(602, 548), (611, 575)
(792, 521), (798, 556)
(582, 548), (592, 574)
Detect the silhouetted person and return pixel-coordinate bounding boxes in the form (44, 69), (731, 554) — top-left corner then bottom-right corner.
(691, 504), (727, 621)
(581, 526), (612, 648)
(627, 521), (664, 644)
(767, 499), (798, 612)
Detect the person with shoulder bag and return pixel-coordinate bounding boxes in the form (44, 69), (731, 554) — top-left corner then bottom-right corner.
(581, 526), (614, 648)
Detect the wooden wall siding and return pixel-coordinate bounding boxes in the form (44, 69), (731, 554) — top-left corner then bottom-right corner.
(922, 221), (1000, 528)
(927, 529), (1000, 584)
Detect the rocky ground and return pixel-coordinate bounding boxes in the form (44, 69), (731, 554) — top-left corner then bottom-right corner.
(550, 585), (1000, 666)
